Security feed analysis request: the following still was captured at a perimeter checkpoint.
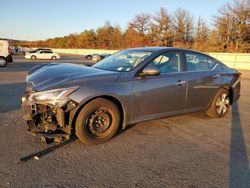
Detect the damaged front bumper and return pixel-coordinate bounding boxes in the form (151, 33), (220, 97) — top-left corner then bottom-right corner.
(21, 95), (78, 142)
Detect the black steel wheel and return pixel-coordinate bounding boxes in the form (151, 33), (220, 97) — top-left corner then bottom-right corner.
(76, 98), (120, 144)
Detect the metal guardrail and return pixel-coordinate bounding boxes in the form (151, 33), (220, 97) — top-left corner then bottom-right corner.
(51, 48), (250, 70)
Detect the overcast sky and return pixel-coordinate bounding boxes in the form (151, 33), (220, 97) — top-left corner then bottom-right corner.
(0, 0), (231, 41)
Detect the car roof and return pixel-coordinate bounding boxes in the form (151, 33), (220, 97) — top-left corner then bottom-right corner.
(35, 48), (52, 51)
(126, 47), (208, 54)
(125, 47), (167, 52)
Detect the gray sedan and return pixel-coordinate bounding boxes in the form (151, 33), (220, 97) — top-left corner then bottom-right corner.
(21, 47), (241, 144)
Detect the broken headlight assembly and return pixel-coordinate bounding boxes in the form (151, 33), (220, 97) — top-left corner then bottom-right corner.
(28, 86), (79, 105)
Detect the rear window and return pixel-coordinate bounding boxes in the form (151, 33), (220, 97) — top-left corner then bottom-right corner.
(185, 52), (217, 71)
(40, 50), (53, 53)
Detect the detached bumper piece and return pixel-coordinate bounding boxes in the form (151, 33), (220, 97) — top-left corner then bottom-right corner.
(21, 97), (77, 144)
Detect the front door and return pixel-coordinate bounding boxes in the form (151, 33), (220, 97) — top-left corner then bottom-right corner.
(132, 51), (187, 121)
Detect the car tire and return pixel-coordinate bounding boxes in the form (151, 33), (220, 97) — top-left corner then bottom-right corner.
(51, 56), (57, 60)
(76, 98), (120, 144)
(0, 57), (7, 67)
(31, 55), (37, 60)
(207, 88), (231, 118)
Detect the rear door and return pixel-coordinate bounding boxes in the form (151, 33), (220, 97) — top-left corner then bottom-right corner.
(183, 51), (222, 109)
(132, 50), (187, 121)
(43, 50), (53, 59)
(36, 50), (44, 59)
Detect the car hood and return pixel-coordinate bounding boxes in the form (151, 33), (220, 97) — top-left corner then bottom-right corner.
(27, 63), (121, 91)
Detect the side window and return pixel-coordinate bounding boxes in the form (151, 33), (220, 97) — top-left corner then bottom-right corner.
(185, 52), (216, 71)
(145, 51), (181, 75)
(207, 58), (217, 69)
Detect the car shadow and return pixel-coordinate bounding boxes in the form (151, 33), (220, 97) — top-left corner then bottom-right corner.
(116, 123), (137, 137)
(0, 82), (25, 113)
(229, 102), (250, 187)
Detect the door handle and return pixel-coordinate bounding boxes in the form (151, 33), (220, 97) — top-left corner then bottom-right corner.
(176, 80), (187, 86)
(213, 74), (221, 79)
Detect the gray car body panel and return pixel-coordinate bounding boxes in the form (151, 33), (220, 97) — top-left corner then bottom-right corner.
(26, 47), (240, 128)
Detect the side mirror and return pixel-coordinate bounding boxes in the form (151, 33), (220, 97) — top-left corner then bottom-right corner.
(141, 66), (160, 76)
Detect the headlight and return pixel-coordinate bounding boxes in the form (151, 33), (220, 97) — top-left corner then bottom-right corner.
(28, 87), (78, 105)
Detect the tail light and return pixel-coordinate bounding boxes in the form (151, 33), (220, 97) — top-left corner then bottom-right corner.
(237, 72), (242, 78)
(235, 72), (242, 78)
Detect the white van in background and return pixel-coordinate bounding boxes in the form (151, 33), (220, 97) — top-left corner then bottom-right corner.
(0, 40), (13, 67)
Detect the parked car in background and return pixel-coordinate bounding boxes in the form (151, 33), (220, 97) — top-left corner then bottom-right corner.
(0, 40), (13, 67)
(10, 46), (26, 55)
(83, 54), (97, 60)
(92, 53), (111, 62)
(21, 47), (241, 145)
(91, 54), (104, 62)
(25, 49), (60, 60)
(28, 48), (52, 53)
(83, 53), (112, 62)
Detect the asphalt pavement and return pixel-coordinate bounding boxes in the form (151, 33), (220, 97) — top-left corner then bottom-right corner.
(0, 55), (249, 188)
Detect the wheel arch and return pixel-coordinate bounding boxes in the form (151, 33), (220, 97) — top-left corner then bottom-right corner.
(70, 95), (127, 133)
(0, 56), (7, 61)
(31, 55), (36, 59)
(222, 85), (234, 105)
(207, 85), (233, 110)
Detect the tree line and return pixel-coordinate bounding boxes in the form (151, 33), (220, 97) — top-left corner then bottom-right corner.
(19, 0), (250, 52)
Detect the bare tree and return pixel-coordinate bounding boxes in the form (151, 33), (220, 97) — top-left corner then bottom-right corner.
(194, 16), (210, 51)
(173, 8), (194, 45)
(213, 0), (250, 52)
(229, 0), (250, 52)
(152, 7), (173, 46)
(129, 13), (151, 36)
(213, 5), (232, 51)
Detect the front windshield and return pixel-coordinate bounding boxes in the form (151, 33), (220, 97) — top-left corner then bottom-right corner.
(93, 50), (152, 72)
